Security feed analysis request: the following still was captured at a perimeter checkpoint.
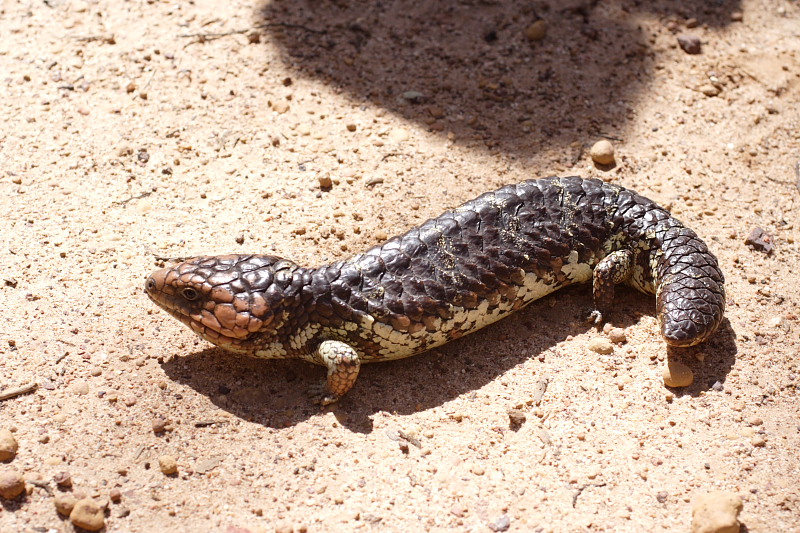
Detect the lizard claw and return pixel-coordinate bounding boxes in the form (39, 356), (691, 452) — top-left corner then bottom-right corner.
(587, 309), (604, 325)
(306, 382), (340, 407)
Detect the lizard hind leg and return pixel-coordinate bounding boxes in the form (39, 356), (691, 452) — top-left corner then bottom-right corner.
(590, 249), (635, 323)
(313, 340), (362, 405)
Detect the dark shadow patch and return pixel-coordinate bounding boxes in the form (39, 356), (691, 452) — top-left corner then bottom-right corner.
(666, 317), (738, 396)
(160, 284), (711, 432)
(253, 0), (741, 161)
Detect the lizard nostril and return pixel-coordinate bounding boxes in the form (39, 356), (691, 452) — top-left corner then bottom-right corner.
(145, 277), (156, 291)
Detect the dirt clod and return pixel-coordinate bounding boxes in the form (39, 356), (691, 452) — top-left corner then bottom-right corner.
(691, 491), (742, 533)
(70, 498), (106, 531)
(590, 140), (615, 165)
(0, 429), (18, 461)
(159, 455), (178, 475)
(0, 469), (26, 500)
(663, 360), (694, 388)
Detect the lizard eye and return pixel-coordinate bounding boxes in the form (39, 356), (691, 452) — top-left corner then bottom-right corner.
(181, 287), (199, 301)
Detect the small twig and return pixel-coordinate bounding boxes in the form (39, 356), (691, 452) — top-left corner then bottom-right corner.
(135, 68), (158, 99)
(0, 382), (38, 401)
(598, 133), (623, 142)
(54, 352), (69, 364)
(795, 160), (800, 192)
(381, 152), (411, 162)
(74, 35), (116, 44)
(153, 255), (192, 263)
(133, 446), (146, 461)
(27, 479), (53, 495)
(194, 420), (229, 428)
(113, 190), (154, 206)
(179, 22), (326, 43)
(572, 483), (607, 507)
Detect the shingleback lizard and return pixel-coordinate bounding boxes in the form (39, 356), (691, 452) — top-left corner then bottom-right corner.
(145, 176), (725, 403)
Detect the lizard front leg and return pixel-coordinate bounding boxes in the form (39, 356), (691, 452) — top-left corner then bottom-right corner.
(313, 340), (362, 405)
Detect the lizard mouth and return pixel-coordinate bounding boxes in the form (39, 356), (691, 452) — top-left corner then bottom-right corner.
(144, 269), (256, 352)
(173, 308), (250, 352)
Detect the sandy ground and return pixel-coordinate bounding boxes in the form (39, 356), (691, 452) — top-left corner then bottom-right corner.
(1, 0), (799, 531)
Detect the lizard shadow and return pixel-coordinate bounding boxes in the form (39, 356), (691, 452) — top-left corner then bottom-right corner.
(665, 317), (738, 397)
(160, 285), (737, 433)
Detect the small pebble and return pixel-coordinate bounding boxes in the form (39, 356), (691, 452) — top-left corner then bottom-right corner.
(700, 84), (720, 97)
(70, 498), (106, 531)
(389, 128), (409, 143)
(587, 337), (614, 355)
(525, 20), (547, 42)
(691, 491), (742, 533)
(55, 491), (77, 516)
(0, 429), (19, 461)
(677, 33), (702, 54)
(663, 360), (693, 387)
(318, 174), (333, 189)
(152, 418), (168, 434)
(401, 91), (425, 103)
(110, 487), (122, 503)
(428, 106), (445, 118)
(608, 328), (627, 344)
(590, 140), (615, 165)
(272, 101), (290, 114)
(507, 409), (526, 430)
(159, 455), (178, 475)
(751, 435), (766, 447)
(450, 504), (466, 517)
(71, 380), (89, 395)
(745, 227), (774, 254)
(275, 523), (294, 533)
(54, 471), (72, 488)
(0, 468), (26, 499)
(346, 123), (357, 132)
(488, 515), (511, 532)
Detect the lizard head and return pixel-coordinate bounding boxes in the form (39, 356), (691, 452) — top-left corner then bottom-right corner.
(145, 254), (304, 353)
